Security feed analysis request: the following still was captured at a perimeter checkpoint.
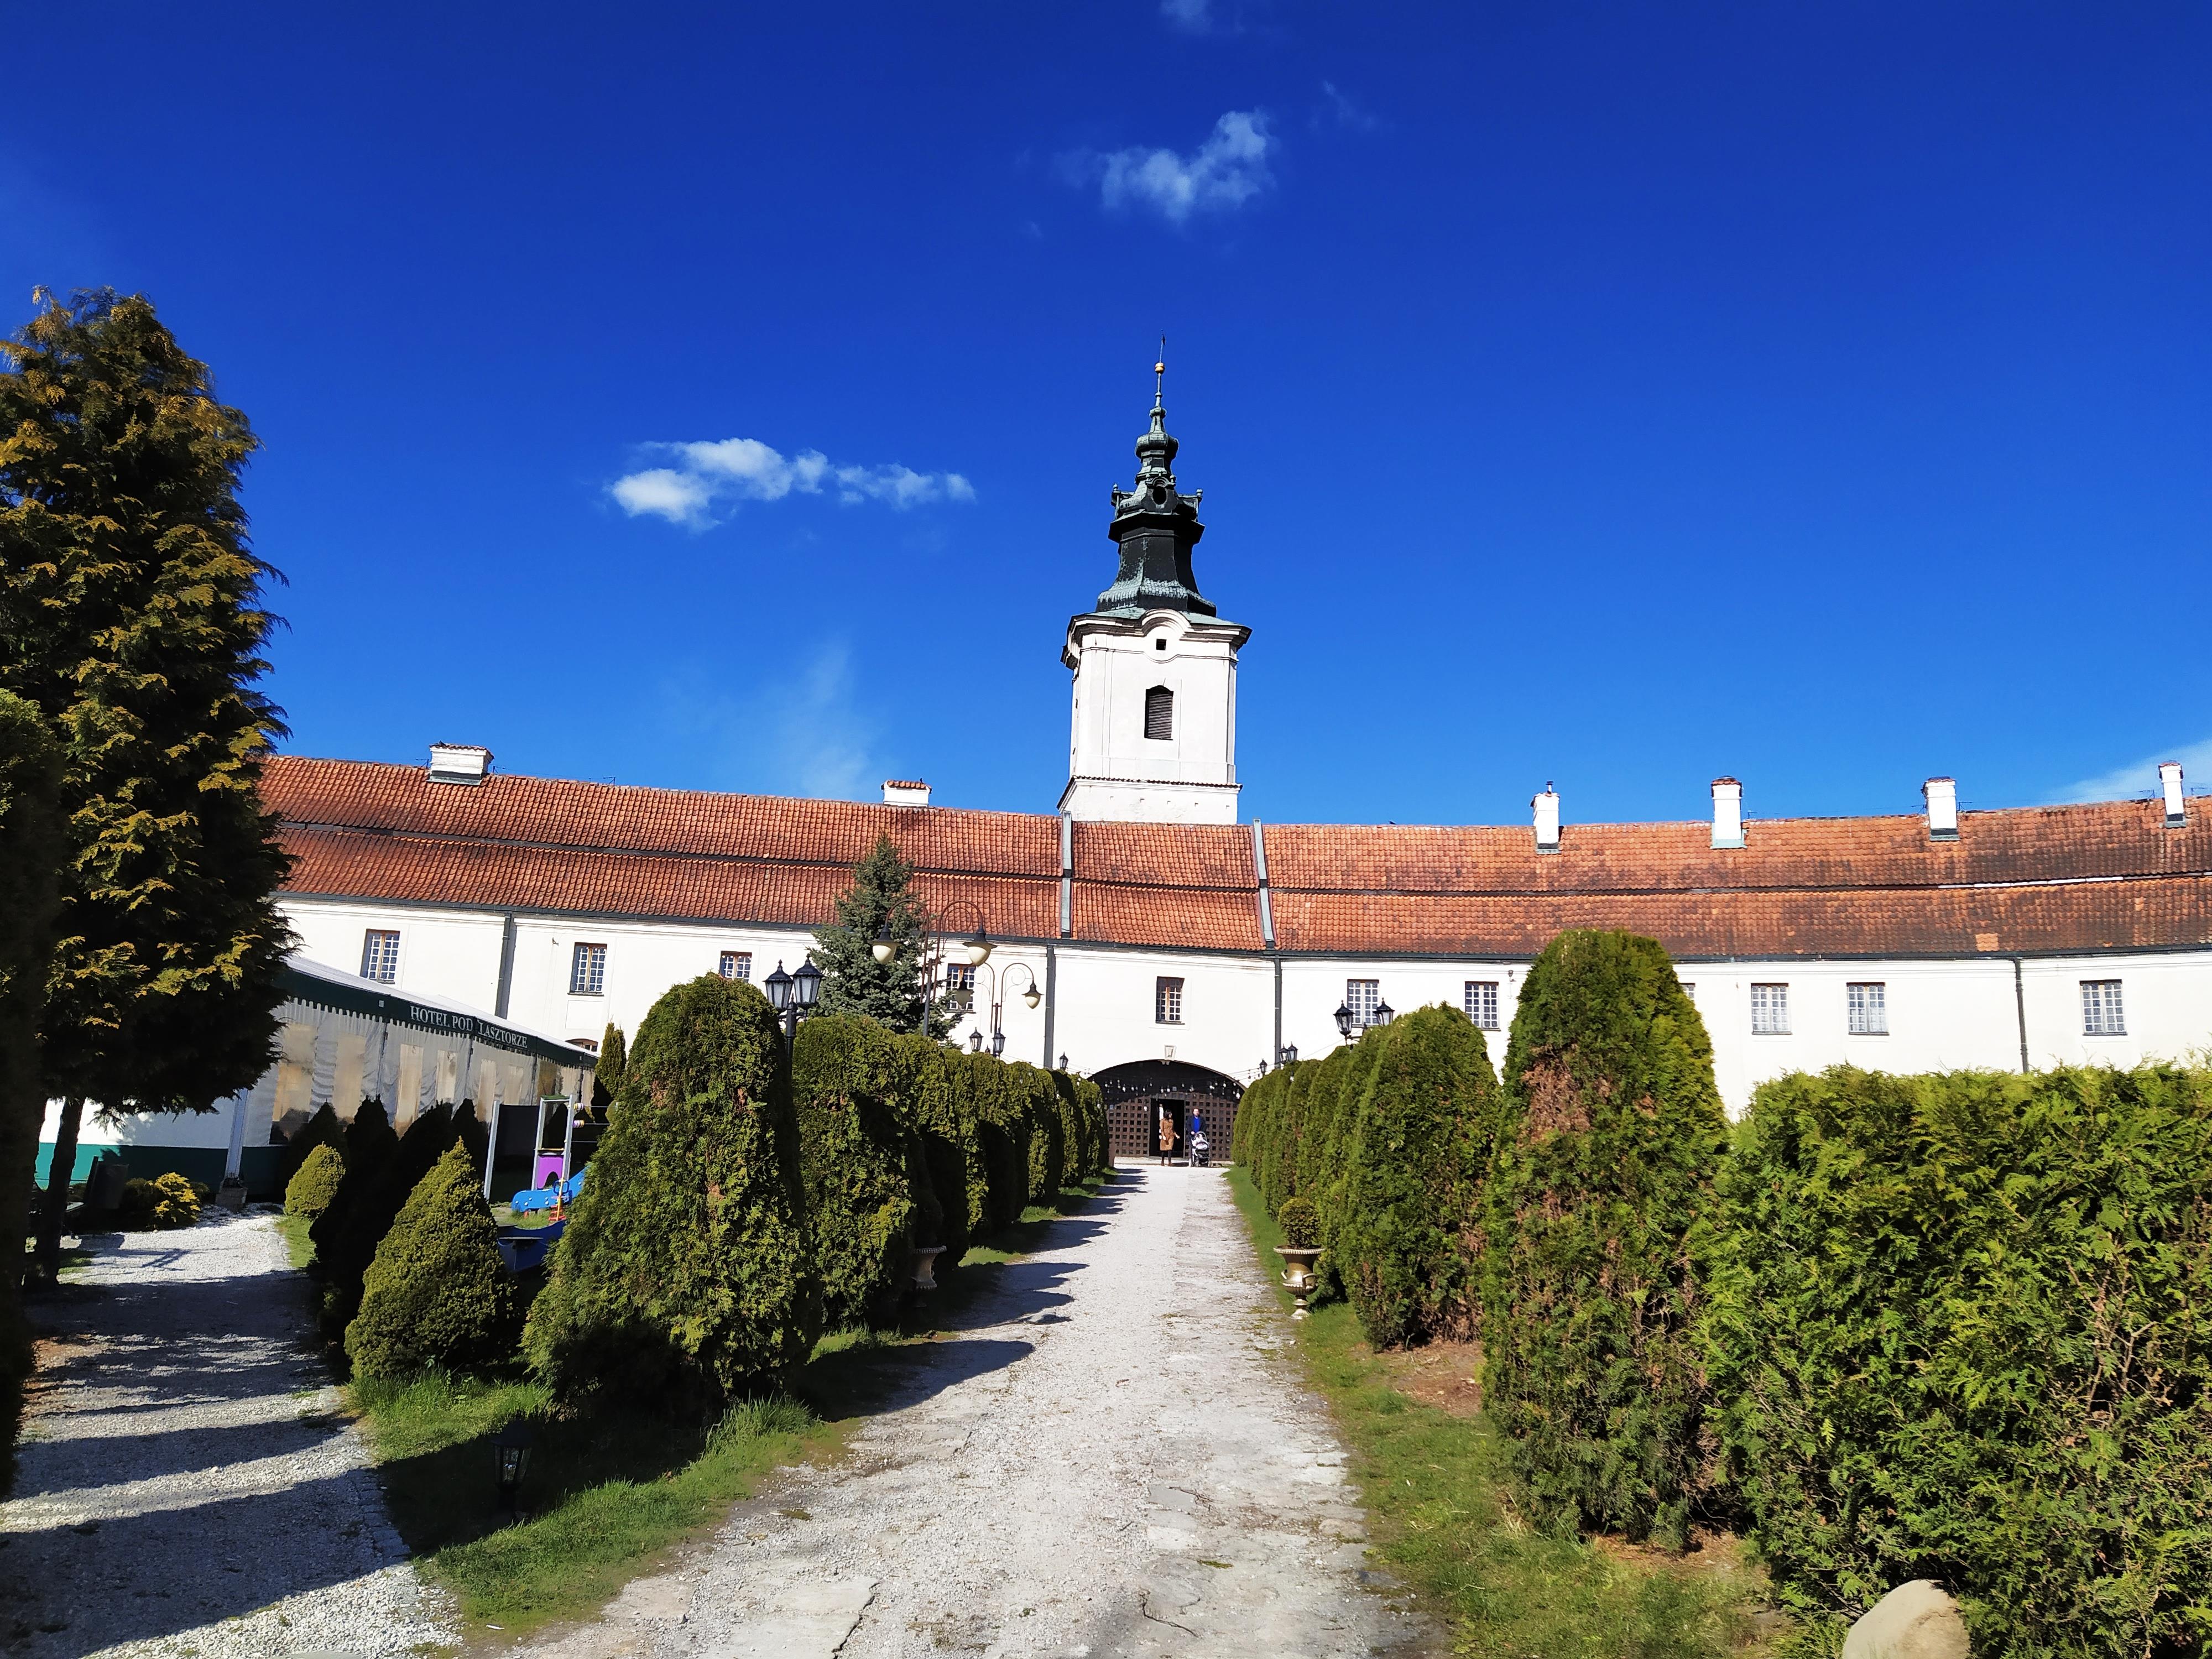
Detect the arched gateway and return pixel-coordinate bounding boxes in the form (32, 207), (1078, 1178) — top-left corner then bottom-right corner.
(1090, 1059), (1246, 1164)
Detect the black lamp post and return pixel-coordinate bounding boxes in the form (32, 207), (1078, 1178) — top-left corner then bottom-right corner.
(1371, 998), (1395, 1028)
(1279, 1043), (1299, 1065)
(968, 1029), (983, 1053)
(763, 957), (823, 1049)
(1333, 1003), (1355, 1043)
(493, 1419), (536, 1516)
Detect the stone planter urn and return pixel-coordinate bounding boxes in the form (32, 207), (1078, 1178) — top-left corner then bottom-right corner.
(907, 1244), (947, 1294)
(1275, 1246), (1323, 1320)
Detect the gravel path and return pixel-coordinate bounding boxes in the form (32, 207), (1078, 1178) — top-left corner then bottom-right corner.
(1, 1209), (457, 1659)
(526, 1164), (1432, 1659)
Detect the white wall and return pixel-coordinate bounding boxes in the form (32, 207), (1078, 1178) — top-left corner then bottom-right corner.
(278, 898), (2212, 1117)
(1063, 609), (1241, 823)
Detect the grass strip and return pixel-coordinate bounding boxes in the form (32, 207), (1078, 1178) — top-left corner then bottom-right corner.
(1223, 1165), (1783, 1659)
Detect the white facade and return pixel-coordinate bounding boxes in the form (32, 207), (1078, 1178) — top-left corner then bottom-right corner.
(1060, 608), (1244, 824)
(274, 894), (2212, 1118)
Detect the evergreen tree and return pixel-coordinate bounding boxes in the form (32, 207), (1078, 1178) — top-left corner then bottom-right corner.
(1480, 930), (1727, 1550)
(0, 692), (61, 1494)
(0, 291), (292, 1281)
(792, 1013), (922, 1330)
(592, 1021), (626, 1107)
(346, 1143), (520, 1380)
(812, 832), (953, 1035)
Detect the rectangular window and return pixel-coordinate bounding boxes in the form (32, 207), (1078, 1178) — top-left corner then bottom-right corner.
(1679, 981), (1696, 1004)
(1463, 980), (1499, 1030)
(569, 942), (607, 997)
(359, 928), (400, 984)
(1346, 979), (1380, 1026)
(2081, 979), (2126, 1036)
(1847, 982), (1887, 1035)
(943, 963), (975, 1007)
(1156, 975), (1184, 1024)
(1750, 982), (1790, 1035)
(1144, 685), (1174, 740)
(717, 950), (752, 982)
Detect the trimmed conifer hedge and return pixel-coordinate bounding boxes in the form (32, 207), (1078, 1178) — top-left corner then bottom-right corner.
(314, 1103), (461, 1340)
(524, 974), (816, 1407)
(793, 1013), (924, 1330)
(284, 1142), (346, 1223)
(967, 1052), (1031, 1229)
(1335, 1004), (1498, 1348)
(1013, 1062), (1066, 1203)
(346, 1142), (519, 1379)
(1480, 930), (1726, 1550)
(1709, 1063), (2212, 1653)
(274, 1099), (343, 1194)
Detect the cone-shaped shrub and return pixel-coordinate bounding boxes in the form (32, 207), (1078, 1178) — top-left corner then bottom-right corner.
(1480, 930), (1725, 1550)
(452, 1100), (488, 1177)
(284, 1142), (346, 1223)
(1334, 1005), (1498, 1348)
(1015, 1062), (1065, 1202)
(343, 1098), (398, 1167)
(1310, 1035), (1387, 1302)
(793, 1013), (921, 1330)
(899, 1034), (984, 1265)
(315, 1104), (458, 1340)
(1264, 1062), (1312, 1215)
(1076, 1076), (1108, 1176)
(274, 1100), (344, 1193)
(345, 1143), (520, 1379)
(524, 974), (816, 1407)
(1709, 1063), (2212, 1652)
(967, 1053), (1030, 1228)
(1277, 1195), (1321, 1250)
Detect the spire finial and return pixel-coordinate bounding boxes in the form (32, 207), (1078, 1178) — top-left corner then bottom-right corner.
(1154, 336), (1166, 410)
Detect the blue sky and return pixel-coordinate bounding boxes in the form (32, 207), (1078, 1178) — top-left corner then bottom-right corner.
(7, 3), (2208, 827)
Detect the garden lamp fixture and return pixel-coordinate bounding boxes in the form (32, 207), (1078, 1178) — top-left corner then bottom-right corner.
(969, 1029), (983, 1053)
(870, 923), (896, 965)
(962, 930), (993, 966)
(990, 1030), (1006, 1058)
(764, 958), (823, 1048)
(1279, 1043), (1299, 1065)
(1333, 1003), (1355, 1041)
(493, 1419), (536, 1516)
(1058, 1052), (1069, 1071)
(765, 961), (792, 1013)
(792, 958), (822, 1011)
(1372, 999), (1395, 1027)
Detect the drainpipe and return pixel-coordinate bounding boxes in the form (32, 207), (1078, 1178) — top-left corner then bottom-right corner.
(2009, 955), (2029, 1073)
(494, 914), (519, 1017)
(1253, 821), (1279, 1065)
(1043, 943), (1057, 1068)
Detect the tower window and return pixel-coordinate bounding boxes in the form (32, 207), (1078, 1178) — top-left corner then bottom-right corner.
(1144, 685), (1173, 740)
(1154, 635), (1167, 652)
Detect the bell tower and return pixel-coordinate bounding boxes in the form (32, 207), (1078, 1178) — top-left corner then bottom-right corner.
(1060, 359), (1250, 824)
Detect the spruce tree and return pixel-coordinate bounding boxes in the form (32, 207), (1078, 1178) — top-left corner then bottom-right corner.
(812, 832), (953, 1035)
(0, 692), (61, 1493)
(0, 291), (292, 1281)
(1480, 930), (1727, 1550)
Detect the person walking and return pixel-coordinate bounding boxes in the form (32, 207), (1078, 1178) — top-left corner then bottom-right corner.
(1157, 1107), (1178, 1166)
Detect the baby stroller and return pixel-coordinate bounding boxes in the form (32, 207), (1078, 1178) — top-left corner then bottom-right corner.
(1189, 1121), (1211, 1167)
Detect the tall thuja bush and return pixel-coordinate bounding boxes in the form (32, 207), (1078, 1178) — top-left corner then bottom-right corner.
(1076, 1075), (1108, 1175)
(274, 1100), (342, 1193)
(1014, 1062), (1065, 1202)
(1709, 1065), (2212, 1654)
(1240, 1067), (1286, 1189)
(1051, 1070), (1091, 1184)
(314, 1103), (456, 1340)
(525, 975), (816, 1406)
(898, 1034), (985, 1267)
(592, 1022), (625, 1108)
(346, 1144), (519, 1380)
(792, 1013), (922, 1330)
(1308, 1036), (1386, 1301)
(1334, 1005), (1498, 1348)
(1481, 930), (1726, 1550)
(967, 1052), (1030, 1228)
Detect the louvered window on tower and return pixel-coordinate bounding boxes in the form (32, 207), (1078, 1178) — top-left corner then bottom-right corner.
(1144, 685), (1173, 740)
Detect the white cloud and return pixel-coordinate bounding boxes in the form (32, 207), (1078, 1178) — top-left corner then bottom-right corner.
(1160, 0), (1214, 29)
(2049, 738), (2212, 805)
(611, 437), (973, 528)
(1073, 111), (1275, 225)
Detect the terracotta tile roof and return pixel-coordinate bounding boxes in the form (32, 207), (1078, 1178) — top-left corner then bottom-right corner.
(263, 756), (2212, 959)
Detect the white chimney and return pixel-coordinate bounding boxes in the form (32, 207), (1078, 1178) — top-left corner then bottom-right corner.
(427, 743), (492, 786)
(1923, 776), (1959, 842)
(882, 778), (931, 807)
(1533, 783), (1561, 853)
(1710, 777), (1744, 849)
(2159, 761), (2185, 828)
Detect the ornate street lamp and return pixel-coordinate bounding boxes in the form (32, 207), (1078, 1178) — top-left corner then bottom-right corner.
(968, 1029), (983, 1053)
(1371, 999), (1395, 1028)
(1279, 1043), (1299, 1065)
(763, 958), (823, 1049)
(990, 1030), (1006, 1058)
(493, 1419), (536, 1517)
(1333, 1003), (1355, 1042)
